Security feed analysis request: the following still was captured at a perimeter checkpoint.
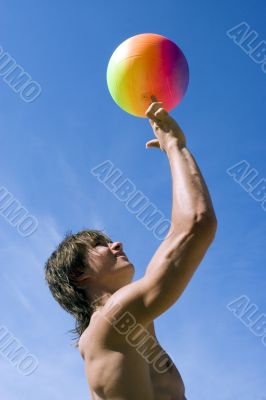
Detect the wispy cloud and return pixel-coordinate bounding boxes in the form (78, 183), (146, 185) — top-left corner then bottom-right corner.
(2, 274), (35, 313)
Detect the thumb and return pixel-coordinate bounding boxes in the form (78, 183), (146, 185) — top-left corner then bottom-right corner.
(145, 139), (161, 149)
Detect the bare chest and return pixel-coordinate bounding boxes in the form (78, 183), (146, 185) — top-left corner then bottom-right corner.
(149, 349), (186, 400)
(79, 315), (186, 399)
(81, 337), (185, 400)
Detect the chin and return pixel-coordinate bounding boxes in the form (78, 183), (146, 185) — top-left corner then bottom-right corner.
(117, 256), (134, 269)
(125, 261), (135, 276)
(119, 261), (135, 283)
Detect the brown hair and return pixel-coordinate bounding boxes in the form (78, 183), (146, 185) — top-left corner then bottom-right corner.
(44, 229), (112, 345)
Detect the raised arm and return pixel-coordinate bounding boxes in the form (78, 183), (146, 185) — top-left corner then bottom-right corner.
(103, 103), (217, 326)
(144, 101), (217, 273)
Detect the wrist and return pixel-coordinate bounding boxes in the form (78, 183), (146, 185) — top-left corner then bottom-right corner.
(165, 138), (186, 153)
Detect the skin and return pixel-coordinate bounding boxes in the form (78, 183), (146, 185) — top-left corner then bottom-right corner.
(78, 102), (217, 399)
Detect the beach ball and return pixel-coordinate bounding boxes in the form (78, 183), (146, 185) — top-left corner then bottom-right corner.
(106, 33), (189, 118)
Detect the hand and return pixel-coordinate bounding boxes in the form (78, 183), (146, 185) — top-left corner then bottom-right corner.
(145, 101), (186, 152)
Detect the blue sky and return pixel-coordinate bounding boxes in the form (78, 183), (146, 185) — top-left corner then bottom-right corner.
(0, 0), (266, 398)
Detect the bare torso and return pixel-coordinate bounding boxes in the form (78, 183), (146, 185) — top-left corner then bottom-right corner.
(79, 311), (186, 400)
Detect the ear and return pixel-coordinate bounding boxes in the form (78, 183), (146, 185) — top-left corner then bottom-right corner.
(74, 273), (91, 288)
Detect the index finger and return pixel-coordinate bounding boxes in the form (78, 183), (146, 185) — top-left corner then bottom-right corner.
(145, 101), (163, 119)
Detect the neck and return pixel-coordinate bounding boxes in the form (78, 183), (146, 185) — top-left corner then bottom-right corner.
(86, 286), (114, 312)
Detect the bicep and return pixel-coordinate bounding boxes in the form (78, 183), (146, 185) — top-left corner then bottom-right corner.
(109, 223), (215, 326)
(142, 226), (214, 319)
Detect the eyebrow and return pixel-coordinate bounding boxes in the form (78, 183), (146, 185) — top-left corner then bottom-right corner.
(94, 238), (113, 246)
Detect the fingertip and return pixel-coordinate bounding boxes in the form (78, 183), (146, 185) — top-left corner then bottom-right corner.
(145, 101), (164, 116)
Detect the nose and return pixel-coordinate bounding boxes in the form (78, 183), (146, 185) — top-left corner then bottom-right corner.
(109, 241), (124, 255)
(110, 241), (123, 250)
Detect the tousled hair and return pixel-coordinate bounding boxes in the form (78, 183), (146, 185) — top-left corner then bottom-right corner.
(44, 229), (112, 345)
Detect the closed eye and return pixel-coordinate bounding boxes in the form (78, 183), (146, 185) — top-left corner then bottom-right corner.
(94, 239), (112, 247)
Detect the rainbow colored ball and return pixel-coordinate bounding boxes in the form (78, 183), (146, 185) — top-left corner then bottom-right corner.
(106, 33), (189, 118)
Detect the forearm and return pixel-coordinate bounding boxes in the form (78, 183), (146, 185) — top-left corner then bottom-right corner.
(144, 100), (217, 236)
(166, 140), (216, 233)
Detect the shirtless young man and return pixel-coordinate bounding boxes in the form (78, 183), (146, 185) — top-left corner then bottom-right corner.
(45, 101), (217, 400)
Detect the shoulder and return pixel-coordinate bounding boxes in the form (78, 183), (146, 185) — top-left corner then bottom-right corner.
(78, 285), (149, 359)
(78, 307), (123, 359)
(78, 311), (101, 359)
(78, 279), (154, 359)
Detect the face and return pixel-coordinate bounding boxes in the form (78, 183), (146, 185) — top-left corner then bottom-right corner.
(80, 238), (135, 291)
